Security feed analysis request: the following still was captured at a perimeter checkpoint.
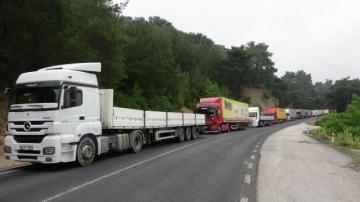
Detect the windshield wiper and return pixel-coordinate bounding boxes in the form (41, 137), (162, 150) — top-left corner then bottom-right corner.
(27, 104), (44, 108)
(10, 105), (23, 109)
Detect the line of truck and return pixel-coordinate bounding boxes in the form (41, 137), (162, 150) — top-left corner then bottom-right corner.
(3, 63), (329, 166)
(196, 98), (328, 131)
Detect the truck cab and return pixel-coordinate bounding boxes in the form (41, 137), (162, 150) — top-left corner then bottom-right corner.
(195, 98), (223, 133)
(249, 107), (260, 127)
(4, 63), (102, 165)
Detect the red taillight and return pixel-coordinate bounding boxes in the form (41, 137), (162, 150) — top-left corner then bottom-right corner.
(211, 117), (215, 120)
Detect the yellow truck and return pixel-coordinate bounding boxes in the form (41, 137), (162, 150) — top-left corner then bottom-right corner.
(264, 107), (287, 123)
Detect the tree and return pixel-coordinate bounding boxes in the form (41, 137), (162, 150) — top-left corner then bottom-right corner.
(203, 78), (222, 97)
(327, 78), (360, 112)
(280, 70), (316, 109)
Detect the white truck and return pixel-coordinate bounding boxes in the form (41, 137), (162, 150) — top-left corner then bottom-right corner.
(3, 63), (205, 166)
(285, 108), (297, 121)
(249, 107), (274, 127)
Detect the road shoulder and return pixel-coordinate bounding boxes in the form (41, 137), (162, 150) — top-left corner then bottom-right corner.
(258, 122), (360, 202)
(0, 145), (29, 172)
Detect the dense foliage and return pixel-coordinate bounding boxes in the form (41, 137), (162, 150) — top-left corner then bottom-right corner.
(315, 95), (360, 148)
(0, 0), (358, 112)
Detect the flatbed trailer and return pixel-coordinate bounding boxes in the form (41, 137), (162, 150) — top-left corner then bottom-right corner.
(4, 63), (205, 166)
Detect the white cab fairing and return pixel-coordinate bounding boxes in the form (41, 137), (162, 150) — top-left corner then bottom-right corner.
(249, 107), (260, 127)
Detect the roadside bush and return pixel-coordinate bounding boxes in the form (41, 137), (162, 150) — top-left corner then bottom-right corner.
(352, 137), (360, 149)
(317, 113), (347, 135)
(313, 95), (360, 149)
(336, 130), (354, 147)
(312, 127), (331, 141)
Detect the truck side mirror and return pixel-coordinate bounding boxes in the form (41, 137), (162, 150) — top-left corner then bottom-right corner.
(69, 86), (77, 100)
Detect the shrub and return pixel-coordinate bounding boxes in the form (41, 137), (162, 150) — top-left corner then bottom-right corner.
(336, 130), (354, 147)
(312, 128), (331, 141)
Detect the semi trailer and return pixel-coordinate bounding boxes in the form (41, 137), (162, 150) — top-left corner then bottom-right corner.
(304, 109), (312, 118)
(285, 108), (297, 121)
(264, 107), (286, 124)
(196, 97), (249, 133)
(296, 109), (306, 119)
(249, 107), (274, 127)
(3, 63), (205, 166)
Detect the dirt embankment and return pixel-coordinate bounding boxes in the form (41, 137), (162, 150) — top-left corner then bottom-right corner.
(240, 86), (278, 109)
(0, 93), (7, 145)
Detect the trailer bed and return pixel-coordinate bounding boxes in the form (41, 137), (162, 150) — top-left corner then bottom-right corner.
(100, 89), (205, 129)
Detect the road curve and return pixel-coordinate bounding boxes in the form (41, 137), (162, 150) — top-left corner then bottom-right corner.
(0, 120), (303, 202)
(258, 123), (360, 202)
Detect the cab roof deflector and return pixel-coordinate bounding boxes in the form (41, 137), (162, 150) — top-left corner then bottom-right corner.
(38, 63), (101, 73)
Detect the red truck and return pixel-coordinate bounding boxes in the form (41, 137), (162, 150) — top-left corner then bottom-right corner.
(196, 97), (249, 133)
(264, 107), (287, 124)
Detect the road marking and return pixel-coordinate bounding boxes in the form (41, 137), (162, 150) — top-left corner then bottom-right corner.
(244, 161), (248, 165)
(248, 162), (253, 169)
(42, 138), (213, 202)
(253, 149), (257, 153)
(250, 155), (255, 160)
(255, 145), (259, 148)
(0, 169), (18, 175)
(244, 174), (251, 184)
(240, 197), (248, 202)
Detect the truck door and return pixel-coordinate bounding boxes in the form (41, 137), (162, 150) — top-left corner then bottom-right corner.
(59, 85), (85, 134)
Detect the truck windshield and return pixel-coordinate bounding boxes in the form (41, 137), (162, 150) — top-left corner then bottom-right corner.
(195, 108), (218, 116)
(249, 112), (257, 117)
(13, 86), (60, 104)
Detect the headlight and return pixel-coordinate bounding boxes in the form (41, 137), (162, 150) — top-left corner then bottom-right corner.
(43, 147), (55, 155)
(4, 146), (11, 153)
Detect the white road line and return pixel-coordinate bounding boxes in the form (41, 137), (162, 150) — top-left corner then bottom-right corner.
(255, 145), (259, 148)
(248, 162), (253, 169)
(240, 197), (248, 202)
(253, 149), (257, 153)
(244, 161), (248, 165)
(0, 169), (18, 175)
(42, 138), (212, 202)
(250, 155), (255, 160)
(244, 174), (251, 184)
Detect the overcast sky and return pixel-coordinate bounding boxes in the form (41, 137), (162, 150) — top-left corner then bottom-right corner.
(120, 0), (360, 82)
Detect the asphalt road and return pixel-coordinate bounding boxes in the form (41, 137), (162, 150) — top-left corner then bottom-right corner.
(0, 120), (303, 202)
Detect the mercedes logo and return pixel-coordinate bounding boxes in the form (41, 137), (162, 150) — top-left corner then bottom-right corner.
(24, 121), (31, 132)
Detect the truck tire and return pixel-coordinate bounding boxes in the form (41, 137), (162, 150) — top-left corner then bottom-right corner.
(176, 127), (185, 142)
(185, 127), (192, 141)
(77, 137), (96, 167)
(191, 127), (198, 139)
(130, 131), (143, 153)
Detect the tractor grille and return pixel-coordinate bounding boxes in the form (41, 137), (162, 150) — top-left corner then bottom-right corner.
(14, 135), (47, 143)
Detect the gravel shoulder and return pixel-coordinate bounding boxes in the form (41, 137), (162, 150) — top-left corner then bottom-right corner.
(258, 122), (360, 202)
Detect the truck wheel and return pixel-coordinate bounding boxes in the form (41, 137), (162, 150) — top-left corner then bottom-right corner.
(130, 131), (143, 153)
(191, 127), (198, 139)
(77, 137), (96, 167)
(185, 127), (192, 141)
(177, 127), (185, 142)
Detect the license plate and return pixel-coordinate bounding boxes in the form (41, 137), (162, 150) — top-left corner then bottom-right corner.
(20, 145), (33, 151)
